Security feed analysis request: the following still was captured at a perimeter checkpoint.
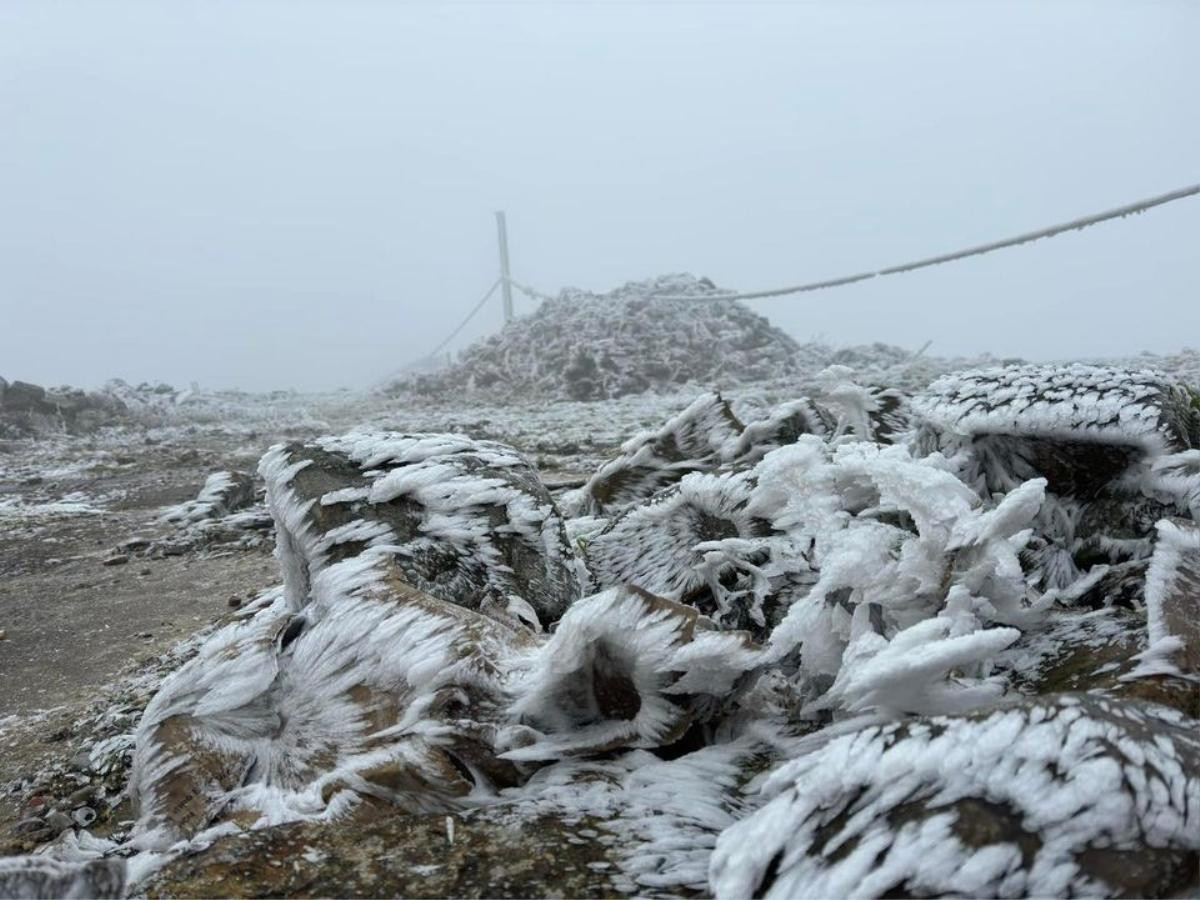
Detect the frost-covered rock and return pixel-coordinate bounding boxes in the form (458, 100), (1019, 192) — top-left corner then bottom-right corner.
(912, 364), (1200, 601)
(912, 364), (1198, 460)
(124, 432), (598, 848)
(138, 809), (621, 899)
(509, 587), (759, 759)
(129, 568), (538, 848)
(261, 432), (583, 630)
(586, 471), (775, 636)
(0, 378), (130, 438)
(160, 471), (256, 526)
(573, 392), (744, 516)
(727, 396), (834, 466)
(710, 694), (1200, 899)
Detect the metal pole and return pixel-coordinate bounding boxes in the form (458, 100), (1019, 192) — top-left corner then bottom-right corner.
(495, 211), (514, 323)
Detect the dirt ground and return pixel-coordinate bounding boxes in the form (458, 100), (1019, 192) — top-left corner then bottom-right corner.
(0, 430), (294, 841)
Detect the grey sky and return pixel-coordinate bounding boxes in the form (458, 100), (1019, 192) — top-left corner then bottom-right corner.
(2, 0), (1197, 391)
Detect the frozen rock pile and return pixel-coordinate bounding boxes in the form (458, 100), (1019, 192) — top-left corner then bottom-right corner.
(0, 378), (129, 438)
(4, 362), (1200, 899)
(390, 274), (809, 403)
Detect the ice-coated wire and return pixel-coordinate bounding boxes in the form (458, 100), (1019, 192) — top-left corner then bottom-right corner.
(427, 277), (503, 358)
(521, 182), (1200, 304)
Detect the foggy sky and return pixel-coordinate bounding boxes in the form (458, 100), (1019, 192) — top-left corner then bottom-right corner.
(2, 0), (1197, 392)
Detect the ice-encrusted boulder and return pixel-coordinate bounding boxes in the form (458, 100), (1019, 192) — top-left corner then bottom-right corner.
(912, 364), (1200, 601)
(586, 470), (774, 635)
(711, 693), (1200, 899)
(912, 364), (1197, 454)
(260, 432), (584, 631)
(509, 587), (760, 760)
(728, 396), (834, 466)
(129, 566), (539, 847)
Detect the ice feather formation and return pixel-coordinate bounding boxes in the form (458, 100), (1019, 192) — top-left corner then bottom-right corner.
(9, 362), (1200, 899)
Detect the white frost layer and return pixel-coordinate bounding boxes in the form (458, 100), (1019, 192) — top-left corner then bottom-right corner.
(911, 363), (1192, 455)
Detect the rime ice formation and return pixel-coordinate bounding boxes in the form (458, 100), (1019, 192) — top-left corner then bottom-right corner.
(128, 570), (539, 849)
(912, 364), (1198, 457)
(575, 392), (746, 516)
(6, 363), (1200, 899)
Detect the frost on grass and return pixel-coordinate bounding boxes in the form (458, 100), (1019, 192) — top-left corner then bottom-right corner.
(710, 694), (1200, 899)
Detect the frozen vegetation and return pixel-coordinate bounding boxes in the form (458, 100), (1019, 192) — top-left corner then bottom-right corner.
(2, 285), (1200, 898)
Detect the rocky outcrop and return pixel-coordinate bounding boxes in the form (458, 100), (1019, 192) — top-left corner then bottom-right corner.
(0, 379), (129, 438)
